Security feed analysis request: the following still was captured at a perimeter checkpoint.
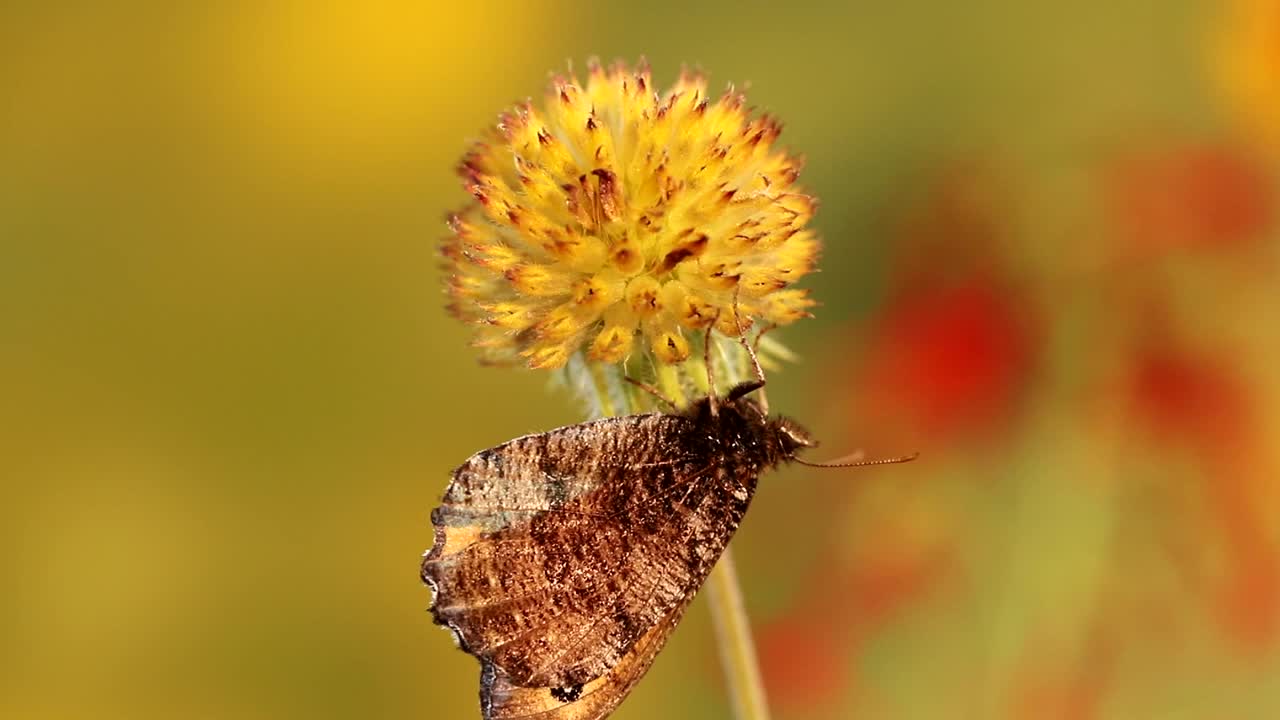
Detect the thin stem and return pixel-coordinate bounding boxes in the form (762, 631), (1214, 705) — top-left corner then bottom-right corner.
(707, 547), (771, 720)
(701, 334), (771, 720)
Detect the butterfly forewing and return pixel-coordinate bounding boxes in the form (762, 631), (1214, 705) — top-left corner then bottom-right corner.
(422, 412), (759, 691)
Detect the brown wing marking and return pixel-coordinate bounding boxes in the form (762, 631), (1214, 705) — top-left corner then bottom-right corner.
(515, 462), (718, 685)
(430, 414), (695, 532)
(424, 463), (721, 688)
(425, 512), (631, 657)
(479, 594), (692, 720)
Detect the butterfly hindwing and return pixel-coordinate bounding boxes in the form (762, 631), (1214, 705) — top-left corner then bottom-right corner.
(479, 593), (694, 720)
(422, 413), (758, 689)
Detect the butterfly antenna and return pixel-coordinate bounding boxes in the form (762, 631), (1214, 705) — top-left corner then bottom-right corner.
(730, 285), (769, 415)
(794, 451), (920, 469)
(624, 376), (680, 412)
(703, 319), (719, 418)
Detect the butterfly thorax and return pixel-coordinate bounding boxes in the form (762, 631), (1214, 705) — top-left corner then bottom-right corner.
(683, 391), (816, 473)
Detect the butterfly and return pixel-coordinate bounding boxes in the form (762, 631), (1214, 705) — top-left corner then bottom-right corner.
(421, 328), (914, 719)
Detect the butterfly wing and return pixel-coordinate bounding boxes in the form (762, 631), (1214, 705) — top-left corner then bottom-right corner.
(422, 412), (756, 692)
(478, 591), (694, 720)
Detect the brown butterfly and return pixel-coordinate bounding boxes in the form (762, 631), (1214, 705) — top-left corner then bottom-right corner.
(421, 328), (914, 720)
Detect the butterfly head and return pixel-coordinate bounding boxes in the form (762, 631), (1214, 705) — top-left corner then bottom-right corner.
(771, 416), (817, 459)
(720, 380), (816, 463)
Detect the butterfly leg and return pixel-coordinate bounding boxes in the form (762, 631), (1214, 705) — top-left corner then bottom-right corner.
(703, 316), (719, 418)
(623, 376), (679, 412)
(728, 286), (770, 414)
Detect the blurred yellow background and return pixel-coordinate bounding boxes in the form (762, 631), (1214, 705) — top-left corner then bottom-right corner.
(2, 1), (1277, 719)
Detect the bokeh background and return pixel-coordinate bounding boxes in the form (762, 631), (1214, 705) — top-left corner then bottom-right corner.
(3, 1), (1278, 718)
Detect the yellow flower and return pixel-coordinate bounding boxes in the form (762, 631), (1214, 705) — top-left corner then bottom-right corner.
(1214, 0), (1280, 154)
(441, 59), (819, 370)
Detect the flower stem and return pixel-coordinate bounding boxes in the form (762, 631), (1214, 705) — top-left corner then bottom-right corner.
(707, 546), (771, 720)
(697, 334), (772, 720)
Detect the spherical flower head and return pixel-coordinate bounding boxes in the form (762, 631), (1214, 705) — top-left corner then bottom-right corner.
(441, 59), (819, 370)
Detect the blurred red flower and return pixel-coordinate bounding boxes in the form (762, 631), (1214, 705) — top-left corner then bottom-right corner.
(1009, 630), (1112, 720)
(1124, 330), (1279, 656)
(852, 276), (1038, 448)
(1127, 332), (1252, 452)
(757, 604), (849, 712)
(759, 530), (952, 712)
(840, 166), (1041, 449)
(1105, 143), (1274, 256)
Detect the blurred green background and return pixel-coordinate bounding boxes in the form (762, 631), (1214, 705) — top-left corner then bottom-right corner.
(3, 1), (1277, 718)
